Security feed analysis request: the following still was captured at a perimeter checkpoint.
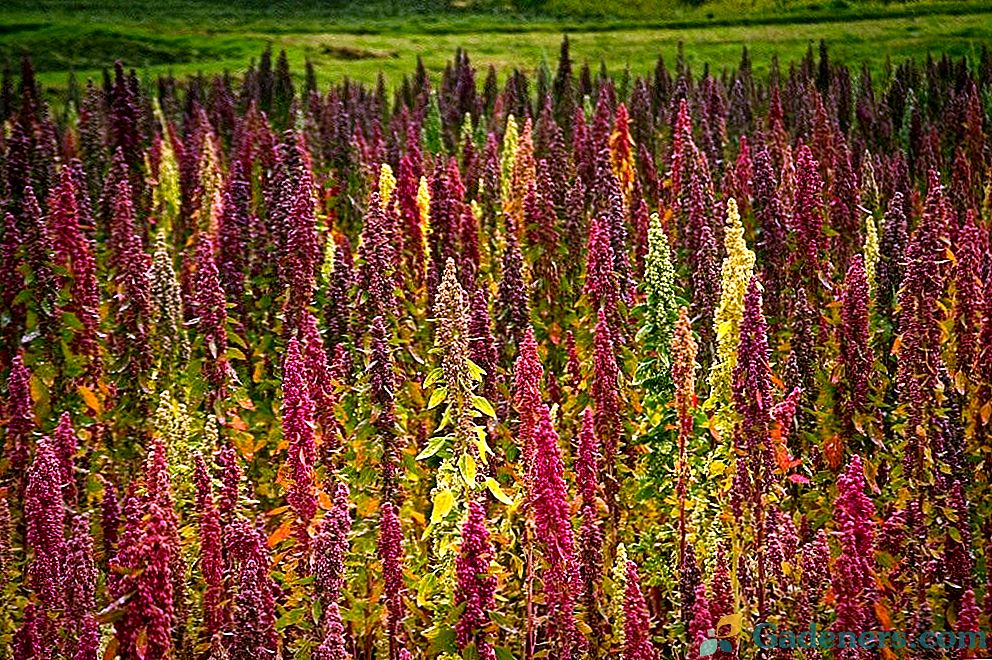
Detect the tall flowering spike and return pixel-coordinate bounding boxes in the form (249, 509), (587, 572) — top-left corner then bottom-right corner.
(509, 118), (536, 230)
(193, 232), (230, 395)
(455, 500), (497, 659)
(435, 259), (474, 421)
(623, 561), (655, 660)
(877, 192), (908, 314)
(194, 453), (228, 639)
(576, 409), (604, 620)
(952, 210), (983, 375)
(313, 483), (352, 660)
(945, 480), (973, 590)
(20, 186), (59, 332)
(668, 98), (692, 203)
(300, 310), (339, 449)
(897, 171), (950, 479)
(799, 530), (830, 625)
(672, 306), (697, 567)
(859, 151), (880, 214)
(5, 352), (35, 479)
(610, 103), (635, 199)
(831, 455), (876, 639)
(708, 197), (755, 411)
(592, 308), (621, 510)
(687, 583), (712, 660)
(415, 175), (431, 280)
(65, 513), (97, 627)
(50, 166), (101, 367)
(150, 232), (190, 375)
(0, 212), (24, 350)
(838, 255), (871, 429)
(642, 212), (678, 361)
(74, 616), (101, 660)
(500, 115), (520, 206)
(379, 162), (397, 208)
(284, 169), (319, 330)
(709, 543), (734, 626)
(584, 211), (620, 321)
(0, 498), (10, 591)
(496, 219), (530, 352)
(110, 175), (153, 375)
(829, 135), (860, 270)
(144, 436), (186, 635)
(282, 337), (317, 544)
(218, 159), (250, 306)
(751, 142), (788, 290)
(115, 499), (176, 660)
(368, 316), (399, 494)
(530, 403), (580, 657)
(603, 179), (634, 306)
(215, 442), (243, 526)
(53, 411), (79, 504)
(513, 327), (544, 472)
(313, 482), (351, 601)
(610, 543), (629, 649)
(862, 214), (879, 299)
(733, 276), (772, 462)
(25, 436), (66, 610)
(323, 232), (354, 346)
(793, 144), (824, 281)
(469, 288), (500, 400)
(358, 191), (397, 325)
(228, 519), (278, 660)
(957, 589), (980, 659)
(378, 500), (407, 660)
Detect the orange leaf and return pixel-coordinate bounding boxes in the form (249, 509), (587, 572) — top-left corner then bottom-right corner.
(823, 434), (844, 470)
(267, 518), (293, 547)
(874, 601), (892, 629)
(78, 385), (102, 415)
(103, 638), (119, 660)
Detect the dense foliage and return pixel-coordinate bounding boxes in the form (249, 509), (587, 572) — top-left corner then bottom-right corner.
(2, 39), (992, 659)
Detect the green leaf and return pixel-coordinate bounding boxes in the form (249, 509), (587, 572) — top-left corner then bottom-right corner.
(226, 346), (247, 360)
(485, 478), (513, 504)
(422, 367), (443, 389)
(494, 646), (516, 660)
(472, 395), (497, 419)
(427, 386), (448, 410)
(61, 311), (83, 331)
(459, 453), (477, 486)
(416, 436), (448, 461)
(465, 358), (485, 381)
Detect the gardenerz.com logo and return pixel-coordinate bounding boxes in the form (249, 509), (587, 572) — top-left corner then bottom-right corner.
(699, 614), (987, 656)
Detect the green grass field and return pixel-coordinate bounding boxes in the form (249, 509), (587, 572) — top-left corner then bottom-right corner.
(2, 0), (991, 95)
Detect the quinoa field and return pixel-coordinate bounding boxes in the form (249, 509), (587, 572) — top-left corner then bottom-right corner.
(1, 23), (992, 660)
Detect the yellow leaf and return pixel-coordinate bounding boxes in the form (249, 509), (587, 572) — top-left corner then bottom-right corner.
(459, 453), (477, 486)
(431, 490), (454, 524)
(485, 478), (513, 505)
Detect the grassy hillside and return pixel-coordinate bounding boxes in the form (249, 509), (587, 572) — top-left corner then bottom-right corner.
(2, 0), (991, 94)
